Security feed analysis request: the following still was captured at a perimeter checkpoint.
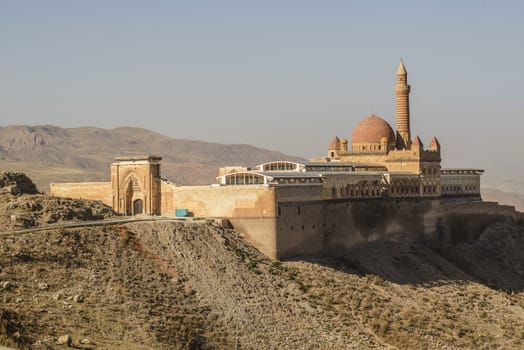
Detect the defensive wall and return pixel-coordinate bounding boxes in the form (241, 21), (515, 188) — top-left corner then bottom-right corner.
(273, 196), (520, 259)
(49, 182), (112, 207)
(152, 177), (520, 259)
(49, 164), (508, 260)
(161, 183), (279, 257)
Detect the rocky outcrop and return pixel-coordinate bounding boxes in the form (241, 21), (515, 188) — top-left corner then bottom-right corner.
(0, 173), (115, 230)
(0, 172), (38, 195)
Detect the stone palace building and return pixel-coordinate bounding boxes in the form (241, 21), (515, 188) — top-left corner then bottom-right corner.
(51, 62), (495, 259)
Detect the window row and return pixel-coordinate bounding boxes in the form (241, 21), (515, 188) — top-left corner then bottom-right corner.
(442, 185), (479, 193)
(330, 183), (382, 198)
(225, 174), (265, 185)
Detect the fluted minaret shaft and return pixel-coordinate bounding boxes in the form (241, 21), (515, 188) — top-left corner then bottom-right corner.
(395, 61), (411, 149)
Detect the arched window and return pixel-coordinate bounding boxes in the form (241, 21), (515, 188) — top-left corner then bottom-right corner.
(225, 173), (265, 185)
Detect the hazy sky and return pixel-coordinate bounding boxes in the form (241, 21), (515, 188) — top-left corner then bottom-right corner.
(1, 0), (523, 178)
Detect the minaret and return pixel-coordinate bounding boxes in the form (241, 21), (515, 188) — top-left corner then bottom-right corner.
(394, 60), (411, 149)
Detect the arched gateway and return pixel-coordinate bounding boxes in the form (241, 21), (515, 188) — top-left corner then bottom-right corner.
(111, 156), (162, 216)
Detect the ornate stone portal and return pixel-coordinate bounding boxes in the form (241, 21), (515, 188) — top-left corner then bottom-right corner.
(110, 156), (162, 215)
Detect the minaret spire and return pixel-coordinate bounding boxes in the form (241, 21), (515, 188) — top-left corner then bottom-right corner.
(395, 60), (411, 149)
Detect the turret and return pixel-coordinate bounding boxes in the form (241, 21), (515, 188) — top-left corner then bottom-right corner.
(395, 60), (411, 150)
(327, 136), (341, 158)
(429, 136), (441, 153)
(340, 138), (348, 151)
(412, 135), (423, 153)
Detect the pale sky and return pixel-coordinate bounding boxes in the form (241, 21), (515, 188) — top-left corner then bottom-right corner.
(1, 0), (523, 179)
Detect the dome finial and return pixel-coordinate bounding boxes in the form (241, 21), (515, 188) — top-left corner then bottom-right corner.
(397, 60), (407, 75)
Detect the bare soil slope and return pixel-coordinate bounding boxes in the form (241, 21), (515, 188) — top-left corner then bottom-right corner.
(0, 125), (304, 191)
(1, 222), (524, 348)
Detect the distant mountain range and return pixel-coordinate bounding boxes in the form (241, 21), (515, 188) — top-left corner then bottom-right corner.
(0, 125), (305, 191)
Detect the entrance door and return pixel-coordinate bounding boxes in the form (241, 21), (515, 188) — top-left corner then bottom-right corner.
(133, 199), (143, 215)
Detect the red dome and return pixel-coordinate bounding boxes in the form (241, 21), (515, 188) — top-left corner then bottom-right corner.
(351, 115), (395, 144)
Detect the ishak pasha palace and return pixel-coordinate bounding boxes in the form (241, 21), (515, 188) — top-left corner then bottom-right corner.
(51, 61), (506, 260)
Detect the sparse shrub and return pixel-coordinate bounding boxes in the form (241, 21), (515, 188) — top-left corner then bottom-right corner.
(365, 274), (388, 287)
(268, 261), (286, 275)
(246, 259), (258, 270)
(246, 259), (262, 274)
(271, 261), (282, 269)
(297, 281), (308, 293)
(227, 242), (246, 261)
(370, 319), (389, 337)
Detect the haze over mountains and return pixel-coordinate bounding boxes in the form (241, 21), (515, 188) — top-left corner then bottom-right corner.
(0, 125), (304, 191)
(0, 124), (522, 211)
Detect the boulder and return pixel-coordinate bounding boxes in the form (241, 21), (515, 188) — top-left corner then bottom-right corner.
(37, 282), (49, 290)
(57, 334), (72, 346)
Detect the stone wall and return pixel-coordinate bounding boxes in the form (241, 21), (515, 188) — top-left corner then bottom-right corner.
(160, 180), (176, 216)
(157, 183), (279, 257)
(48, 169), (514, 261)
(49, 182), (112, 206)
(167, 184), (277, 218)
(433, 201), (519, 243)
(228, 217), (278, 259)
(273, 197), (520, 259)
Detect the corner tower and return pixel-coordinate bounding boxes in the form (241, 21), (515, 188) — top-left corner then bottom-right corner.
(394, 60), (411, 150)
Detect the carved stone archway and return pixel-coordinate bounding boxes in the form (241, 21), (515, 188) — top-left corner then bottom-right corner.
(111, 156), (162, 215)
(125, 174), (143, 215)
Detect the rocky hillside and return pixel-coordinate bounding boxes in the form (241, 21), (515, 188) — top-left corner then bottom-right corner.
(0, 172), (114, 230)
(1, 220), (524, 349)
(1, 177), (524, 349)
(0, 125), (305, 191)
(482, 187), (524, 212)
